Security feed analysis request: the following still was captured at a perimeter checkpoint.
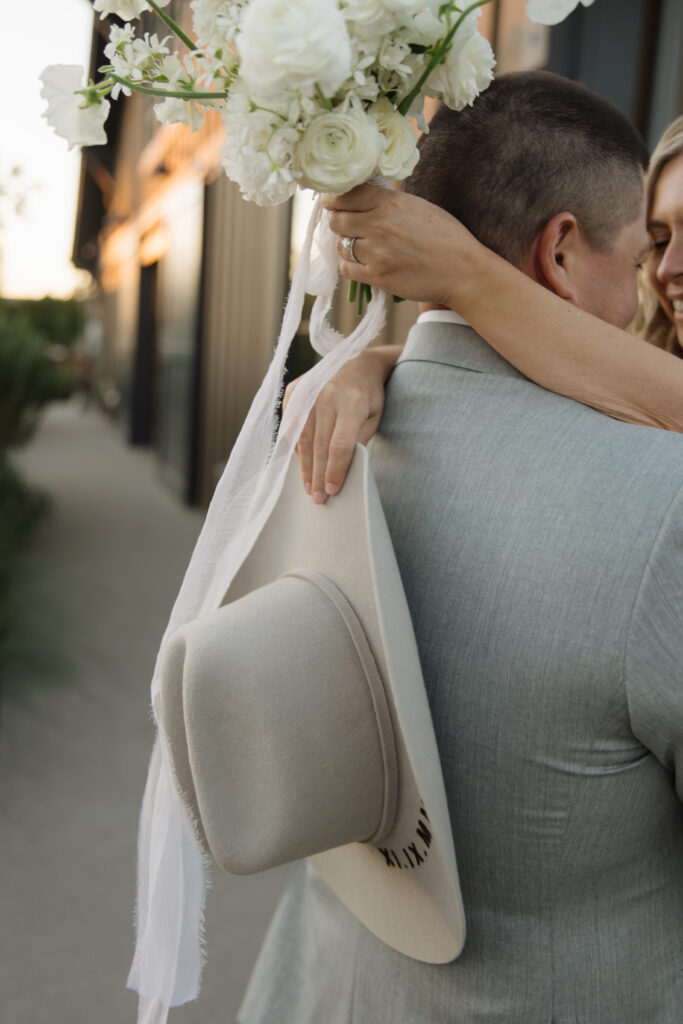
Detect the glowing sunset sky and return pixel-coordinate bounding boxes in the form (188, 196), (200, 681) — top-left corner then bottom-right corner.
(2, 0), (93, 298)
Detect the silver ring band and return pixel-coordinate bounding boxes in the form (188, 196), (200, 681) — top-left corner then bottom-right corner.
(341, 235), (359, 263)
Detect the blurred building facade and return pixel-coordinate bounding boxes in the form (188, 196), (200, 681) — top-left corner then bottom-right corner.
(73, 0), (683, 506)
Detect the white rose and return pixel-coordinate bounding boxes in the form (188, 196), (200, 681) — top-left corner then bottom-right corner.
(295, 108), (383, 193)
(237, 0), (352, 99)
(93, 0), (169, 20)
(427, 24), (495, 111)
(371, 98), (419, 180)
(39, 65), (110, 150)
(526, 0), (595, 25)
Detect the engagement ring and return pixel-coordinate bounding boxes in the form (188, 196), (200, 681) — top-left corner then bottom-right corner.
(341, 236), (359, 263)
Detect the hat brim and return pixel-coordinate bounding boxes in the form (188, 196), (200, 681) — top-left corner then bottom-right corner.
(222, 444), (465, 963)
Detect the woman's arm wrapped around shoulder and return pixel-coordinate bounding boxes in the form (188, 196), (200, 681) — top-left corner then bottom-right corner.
(290, 184), (683, 499)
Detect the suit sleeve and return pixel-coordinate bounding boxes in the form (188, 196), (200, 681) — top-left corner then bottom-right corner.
(625, 485), (683, 804)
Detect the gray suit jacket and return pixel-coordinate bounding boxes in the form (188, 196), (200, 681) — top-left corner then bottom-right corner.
(239, 323), (683, 1023)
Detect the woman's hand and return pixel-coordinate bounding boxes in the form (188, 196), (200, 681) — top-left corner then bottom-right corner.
(283, 345), (402, 502)
(322, 184), (481, 307)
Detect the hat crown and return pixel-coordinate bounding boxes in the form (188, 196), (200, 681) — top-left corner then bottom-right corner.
(164, 570), (398, 874)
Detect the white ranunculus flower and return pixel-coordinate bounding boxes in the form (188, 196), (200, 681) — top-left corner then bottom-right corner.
(295, 108), (384, 193)
(39, 65), (110, 149)
(93, 0), (169, 20)
(526, 0), (595, 24)
(237, 0), (352, 100)
(426, 19), (495, 111)
(371, 98), (419, 180)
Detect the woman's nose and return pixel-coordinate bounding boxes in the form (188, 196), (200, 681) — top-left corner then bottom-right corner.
(657, 230), (683, 283)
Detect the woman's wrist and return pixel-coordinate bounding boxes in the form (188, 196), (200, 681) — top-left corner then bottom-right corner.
(442, 232), (499, 316)
(367, 344), (404, 382)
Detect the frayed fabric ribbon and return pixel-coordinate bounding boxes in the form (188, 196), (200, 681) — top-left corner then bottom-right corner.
(126, 194), (387, 1024)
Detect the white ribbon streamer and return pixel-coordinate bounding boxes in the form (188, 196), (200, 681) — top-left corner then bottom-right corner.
(127, 196), (387, 1023)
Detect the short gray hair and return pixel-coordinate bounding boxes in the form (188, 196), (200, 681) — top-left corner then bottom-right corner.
(404, 71), (649, 268)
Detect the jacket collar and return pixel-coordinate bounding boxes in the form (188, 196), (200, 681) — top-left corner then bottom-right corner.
(398, 321), (528, 382)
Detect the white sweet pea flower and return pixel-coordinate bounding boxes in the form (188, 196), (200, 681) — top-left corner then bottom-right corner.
(526, 0), (595, 24)
(39, 65), (110, 150)
(237, 0), (352, 100)
(426, 16), (495, 111)
(295, 107), (384, 193)
(371, 98), (419, 180)
(93, 0), (170, 21)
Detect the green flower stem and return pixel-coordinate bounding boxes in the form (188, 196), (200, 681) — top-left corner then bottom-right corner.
(109, 73), (227, 100)
(397, 0), (495, 116)
(351, 282), (373, 316)
(147, 0), (196, 52)
(315, 85), (334, 112)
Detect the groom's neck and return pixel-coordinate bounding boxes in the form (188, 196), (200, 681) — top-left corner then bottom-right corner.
(419, 302), (449, 314)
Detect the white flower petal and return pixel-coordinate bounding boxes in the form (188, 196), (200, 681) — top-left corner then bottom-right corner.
(92, 0), (170, 20)
(371, 98), (419, 180)
(525, 0), (595, 26)
(426, 30), (495, 111)
(39, 65), (110, 149)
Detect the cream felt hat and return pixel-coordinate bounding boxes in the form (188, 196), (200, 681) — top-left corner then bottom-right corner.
(157, 444), (465, 963)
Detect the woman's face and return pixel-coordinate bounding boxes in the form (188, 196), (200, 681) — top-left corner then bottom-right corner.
(648, 152), (683, 346)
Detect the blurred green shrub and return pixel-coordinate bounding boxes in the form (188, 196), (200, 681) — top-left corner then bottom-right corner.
(0, 306), (77, 665)
(0, 295), (84, 349)
(0, 306), (78, 448)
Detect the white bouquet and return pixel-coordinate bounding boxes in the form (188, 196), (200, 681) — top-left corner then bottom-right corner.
(40, 0), (593, 208)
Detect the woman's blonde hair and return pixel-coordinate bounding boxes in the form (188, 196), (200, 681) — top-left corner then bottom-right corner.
(633, 115), (683, 356)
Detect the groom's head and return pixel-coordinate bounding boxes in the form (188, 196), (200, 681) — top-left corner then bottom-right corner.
(405, 71), (650, 328)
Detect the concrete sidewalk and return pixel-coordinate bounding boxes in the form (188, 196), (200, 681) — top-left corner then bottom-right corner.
(0, 402), (287, 1024)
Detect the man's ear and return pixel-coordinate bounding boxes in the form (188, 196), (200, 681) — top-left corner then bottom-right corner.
(527, 211), (583, 303)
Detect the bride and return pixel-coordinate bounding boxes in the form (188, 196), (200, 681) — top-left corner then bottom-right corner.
(286, 115), (683, 501)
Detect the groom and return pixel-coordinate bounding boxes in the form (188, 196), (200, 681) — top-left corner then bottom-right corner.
(239, 72), (683, 1022)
